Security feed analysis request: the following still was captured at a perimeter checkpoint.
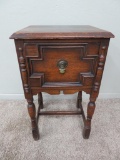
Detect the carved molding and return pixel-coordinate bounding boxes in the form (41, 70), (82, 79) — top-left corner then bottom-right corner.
(31, 88), (91, 95)
(29, 73), (44, 87)
(90, 43), (107, 101)
(18, 47), (29, 93)
(79, 43), (100, 86)
(24, 42), (100, 87)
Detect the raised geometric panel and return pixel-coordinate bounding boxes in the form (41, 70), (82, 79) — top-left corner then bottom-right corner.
(29, 73), (44, 87)
(87, 42), (100, 56)
(30, 45), (91, 83)
(24, 43), (39, 57)
(24, 42), (99, 87)
(80, 73), (94, 86)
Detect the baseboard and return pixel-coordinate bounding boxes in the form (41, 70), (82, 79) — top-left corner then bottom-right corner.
(0, 93), (120, 100)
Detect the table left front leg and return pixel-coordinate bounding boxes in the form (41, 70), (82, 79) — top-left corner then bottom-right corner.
(27, 98), (40, 140)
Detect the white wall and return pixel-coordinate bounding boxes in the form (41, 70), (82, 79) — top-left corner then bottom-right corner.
(0, 0), (120, 99)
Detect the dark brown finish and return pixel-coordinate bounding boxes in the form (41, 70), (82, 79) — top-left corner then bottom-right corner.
(10, 25), (114, 39)
(39, 111), (82, 115)
(38, 92), (43, 109)
(83, 101), (96, 139)
(27, 98), (40, 140)
(10, 25), (114, 140)
(77, 91), (82, 108)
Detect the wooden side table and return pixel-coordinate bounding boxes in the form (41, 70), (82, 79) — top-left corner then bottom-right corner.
(10, 25), (114, 140)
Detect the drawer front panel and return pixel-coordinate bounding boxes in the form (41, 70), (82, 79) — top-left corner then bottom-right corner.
(24, 42), (100, 87)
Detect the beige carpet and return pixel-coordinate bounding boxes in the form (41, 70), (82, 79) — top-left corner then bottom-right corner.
(0, 98), (120, 160)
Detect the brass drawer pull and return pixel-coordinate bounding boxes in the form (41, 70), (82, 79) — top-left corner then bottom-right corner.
(57, 60), (68, 74)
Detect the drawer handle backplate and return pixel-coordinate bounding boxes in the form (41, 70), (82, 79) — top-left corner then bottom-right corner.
(57, 60), (68, 74)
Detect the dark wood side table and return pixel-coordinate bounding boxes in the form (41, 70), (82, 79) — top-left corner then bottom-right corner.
(10, 25), (114, 140)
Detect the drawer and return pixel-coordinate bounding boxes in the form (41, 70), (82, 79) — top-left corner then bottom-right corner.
(24, 42), (100, 87)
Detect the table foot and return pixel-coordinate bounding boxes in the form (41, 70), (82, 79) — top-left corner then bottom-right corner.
(83, 126), (91, 139)
(32, 127), (40, 140)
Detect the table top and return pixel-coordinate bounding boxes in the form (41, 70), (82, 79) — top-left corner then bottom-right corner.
(10, 25), (114, 39)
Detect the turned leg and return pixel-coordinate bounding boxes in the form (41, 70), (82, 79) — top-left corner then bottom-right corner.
(83, 100), (96, 139)
(76, 91), (82, 108)
(38, 92), (43, 109)
(27, 98), (40, 140)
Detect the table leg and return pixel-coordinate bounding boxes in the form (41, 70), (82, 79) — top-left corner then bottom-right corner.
(83, 99), (96, 139)
(76, 91), (82, 108)
(38, 92), (43, 109)
(27, 98), (40, 140)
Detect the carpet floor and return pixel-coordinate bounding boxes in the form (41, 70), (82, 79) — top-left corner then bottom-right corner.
(0, 98), (120, 160)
